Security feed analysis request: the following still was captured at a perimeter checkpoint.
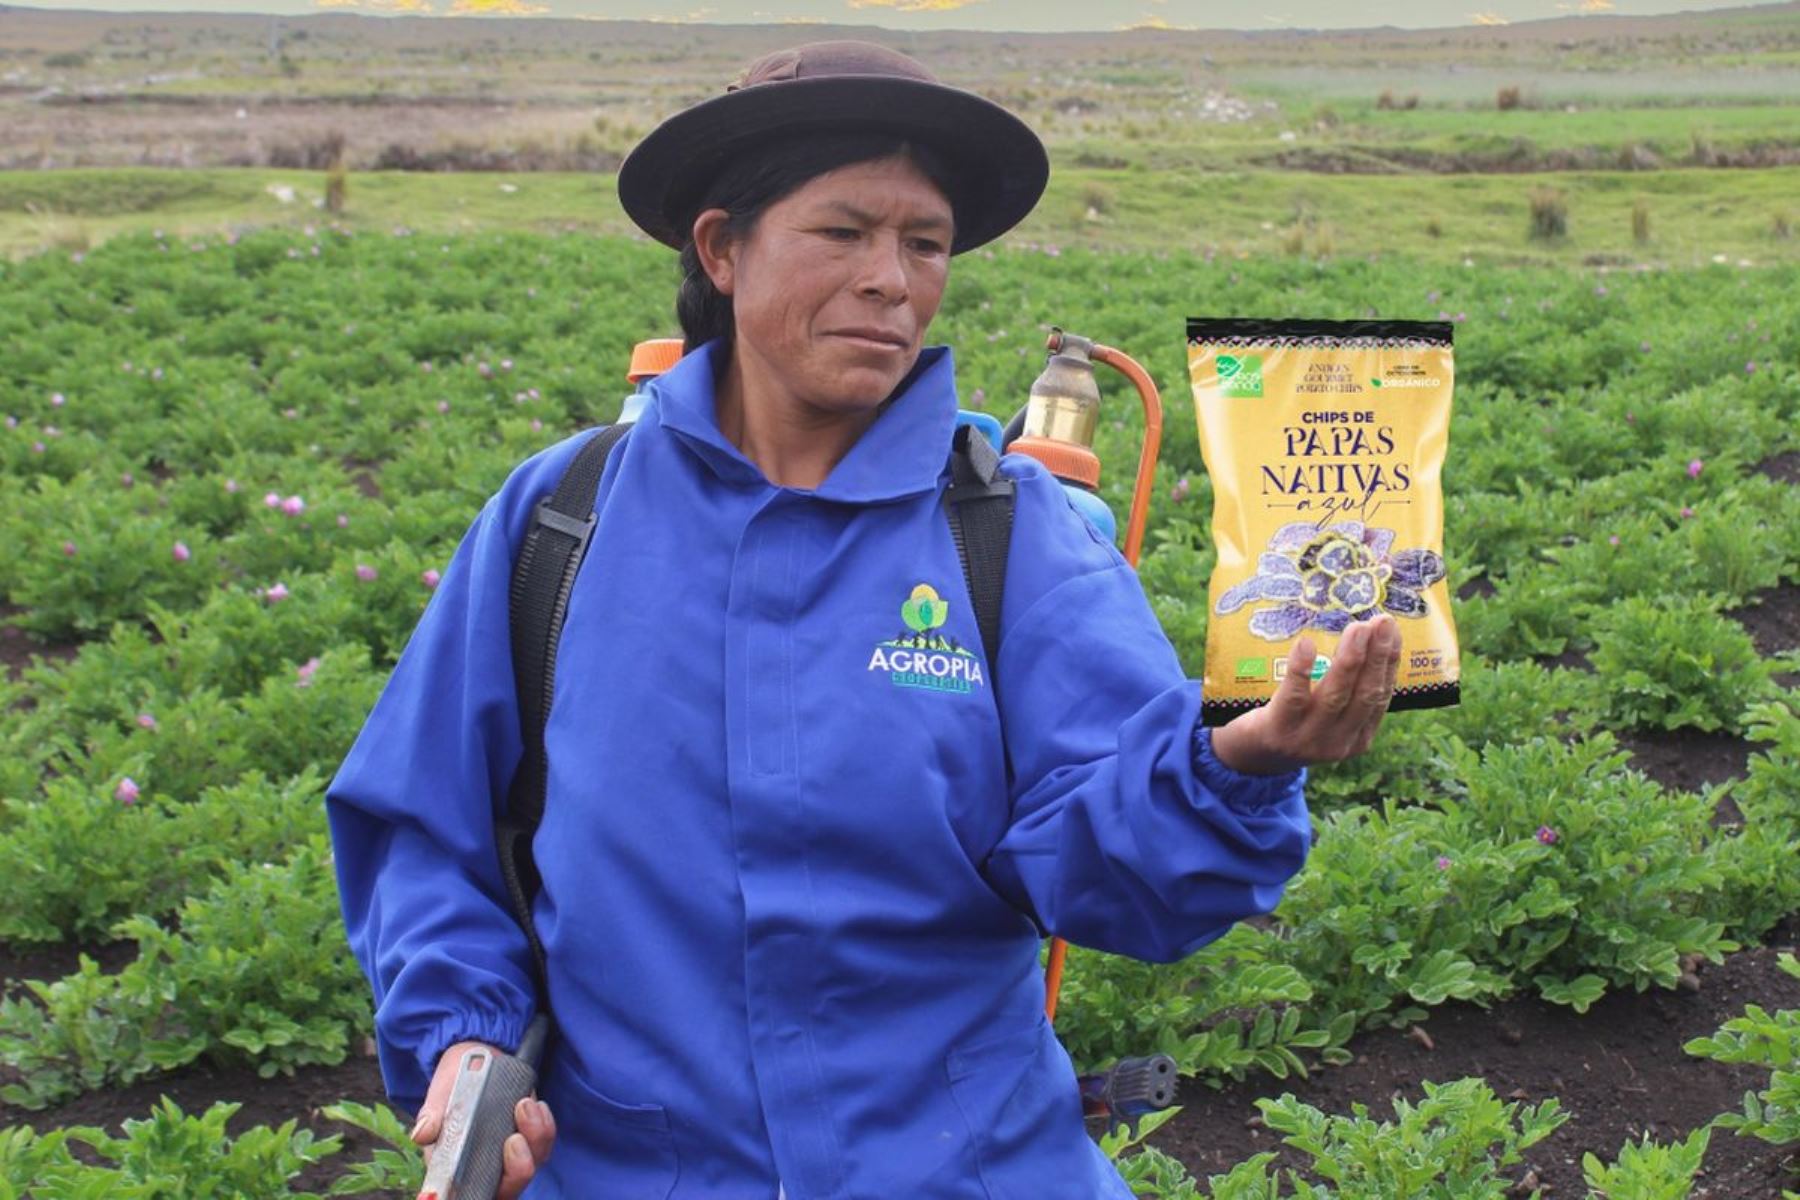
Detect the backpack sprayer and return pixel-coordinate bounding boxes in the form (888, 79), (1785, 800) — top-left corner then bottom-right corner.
(1010, 330), (1176, 1141)
(423, 331), (1173, 1198)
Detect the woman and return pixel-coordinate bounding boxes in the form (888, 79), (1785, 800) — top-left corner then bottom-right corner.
(325, 40), (1402, 1200)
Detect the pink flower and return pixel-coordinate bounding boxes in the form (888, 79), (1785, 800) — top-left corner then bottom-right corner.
(136, 713), (157, 730)
(422, 568), (441, 589)
(1435, 855), (1452, 870)
(121, 472), (134, 488)
(1607, 535), (1620, 546)
(1426, 290), (1441, 303)
(1639, 341), (1651, 353)
(296, 656), (321, 687)
(1687, 459), (1703, 479)
(50, 392), (65, 407)
(355, 563), (378, 582)
(1625, 412), (1636, 424)
(4, 415), (15, 428)
(1745, 361), (1757, 374)
(501, 359), (514, 372)
(530, 418), (543, 432)
(281, 495), (305, 516)
(172, 541), (191, 562)
(1535, 825), (1558, 846)
(62, 540), (77, 557)
(43, 425), (60, 437)
(420, 361), (434, 373)
(1170, 476), (1191, 503)
(478, 361), (493, 378)
(437, 400), (451, 414)
(225, 478), (240, 493)
(33, 441), (46, 454)
(337, 513), (349, 528)
(115, 777), (140, 805)
(264, 491), (282, 508)
(1681, 506), (1695, 519)
(527, 388), (540, 400)
(264, 581), (290, 602)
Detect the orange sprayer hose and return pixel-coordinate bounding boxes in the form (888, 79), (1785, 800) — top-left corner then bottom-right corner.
(1039, 332), (1165, 1024)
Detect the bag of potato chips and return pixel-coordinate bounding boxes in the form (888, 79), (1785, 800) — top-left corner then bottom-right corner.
(1187, 318), (1459, 726)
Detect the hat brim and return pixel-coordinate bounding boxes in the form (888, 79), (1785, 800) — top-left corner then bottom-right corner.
(617, 75), (1048, 255)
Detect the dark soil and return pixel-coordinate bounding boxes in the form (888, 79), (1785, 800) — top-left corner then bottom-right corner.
(0, 603), (80, 686)
(1615, 727), (1755, 794)
(1148, 912), (1800, 1199)
(1755, 451), (1799, 489)
(1730, 579), (1800, 688)
(1456, 574), (1499, 602)
(1531, 646), (1594, 673)
(0, 937), (139, 1004)
(340, 455), (384, 500)
(6, 919), (1800, 1194)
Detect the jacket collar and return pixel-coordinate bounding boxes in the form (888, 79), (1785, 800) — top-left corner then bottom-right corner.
(647, 337), (959, 505)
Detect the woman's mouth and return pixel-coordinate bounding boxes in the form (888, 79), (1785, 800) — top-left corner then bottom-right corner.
(830, 332), (906, 352)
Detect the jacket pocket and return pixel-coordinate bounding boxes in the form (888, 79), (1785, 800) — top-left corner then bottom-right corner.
(944, 1014), (1097, 1200)
(539, 1050), (681, 1200)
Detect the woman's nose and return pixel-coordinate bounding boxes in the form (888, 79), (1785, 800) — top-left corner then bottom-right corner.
(853, 235), (909, 301)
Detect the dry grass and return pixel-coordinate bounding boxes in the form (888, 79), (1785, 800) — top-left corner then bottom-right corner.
(1529, 187), (1568, 241)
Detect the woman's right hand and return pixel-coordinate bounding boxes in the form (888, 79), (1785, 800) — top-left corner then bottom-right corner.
(410, 1039), (557, 1200)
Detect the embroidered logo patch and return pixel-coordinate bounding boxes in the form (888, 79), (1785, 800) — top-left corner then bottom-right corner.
(867, 583), (986, 695)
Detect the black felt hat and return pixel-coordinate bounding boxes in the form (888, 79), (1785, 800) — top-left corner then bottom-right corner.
(616, 40), (1048, 255)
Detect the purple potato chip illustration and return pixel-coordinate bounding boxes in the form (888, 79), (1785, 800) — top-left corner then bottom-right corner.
(1215, 521), (1448, 642)
(1389, 548), (1447, 590)
(1383, 585), (1427, 616)
(1247, 602), (1313, 640)
(1313, 608), (1355, 633)
(1330, 569), (1381, 611)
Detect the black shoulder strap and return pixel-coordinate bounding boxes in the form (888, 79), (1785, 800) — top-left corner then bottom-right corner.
(942, 423), (1016, 677)
(498, 422), (630, 996)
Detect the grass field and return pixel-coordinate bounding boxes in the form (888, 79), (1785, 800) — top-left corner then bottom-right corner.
(2, 2), (1799, 263)
(4, 162), (1797, 267)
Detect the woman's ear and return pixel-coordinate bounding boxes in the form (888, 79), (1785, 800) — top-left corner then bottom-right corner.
(692, 208), (737, 297)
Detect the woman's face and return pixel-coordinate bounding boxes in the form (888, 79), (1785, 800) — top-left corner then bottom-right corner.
(697, 153), (955, 420)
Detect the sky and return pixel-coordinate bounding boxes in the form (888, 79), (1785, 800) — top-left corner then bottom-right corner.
(4, 0), (1774, 31)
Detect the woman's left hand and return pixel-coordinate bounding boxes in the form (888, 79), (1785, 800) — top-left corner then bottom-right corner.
(1210, 612), (1404, 776)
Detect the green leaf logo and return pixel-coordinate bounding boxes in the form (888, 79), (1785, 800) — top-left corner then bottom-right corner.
(1371, 378), (1383, 388)
(901, 583), (949, 633)
(1218, 355), (1264, 398)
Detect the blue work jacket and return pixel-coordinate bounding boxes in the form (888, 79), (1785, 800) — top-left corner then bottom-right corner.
(325, 337), (1311, 1199)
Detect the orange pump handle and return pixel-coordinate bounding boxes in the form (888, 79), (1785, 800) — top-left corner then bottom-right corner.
(1038, 330), (1165, 1024)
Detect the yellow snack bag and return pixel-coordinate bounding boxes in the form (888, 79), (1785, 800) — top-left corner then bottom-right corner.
(1187, 318), (1460, 726)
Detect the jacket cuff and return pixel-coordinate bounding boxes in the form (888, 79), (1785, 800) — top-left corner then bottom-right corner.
(416, 1010), (534, 1094)
(1190, 722), (1306, 812)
